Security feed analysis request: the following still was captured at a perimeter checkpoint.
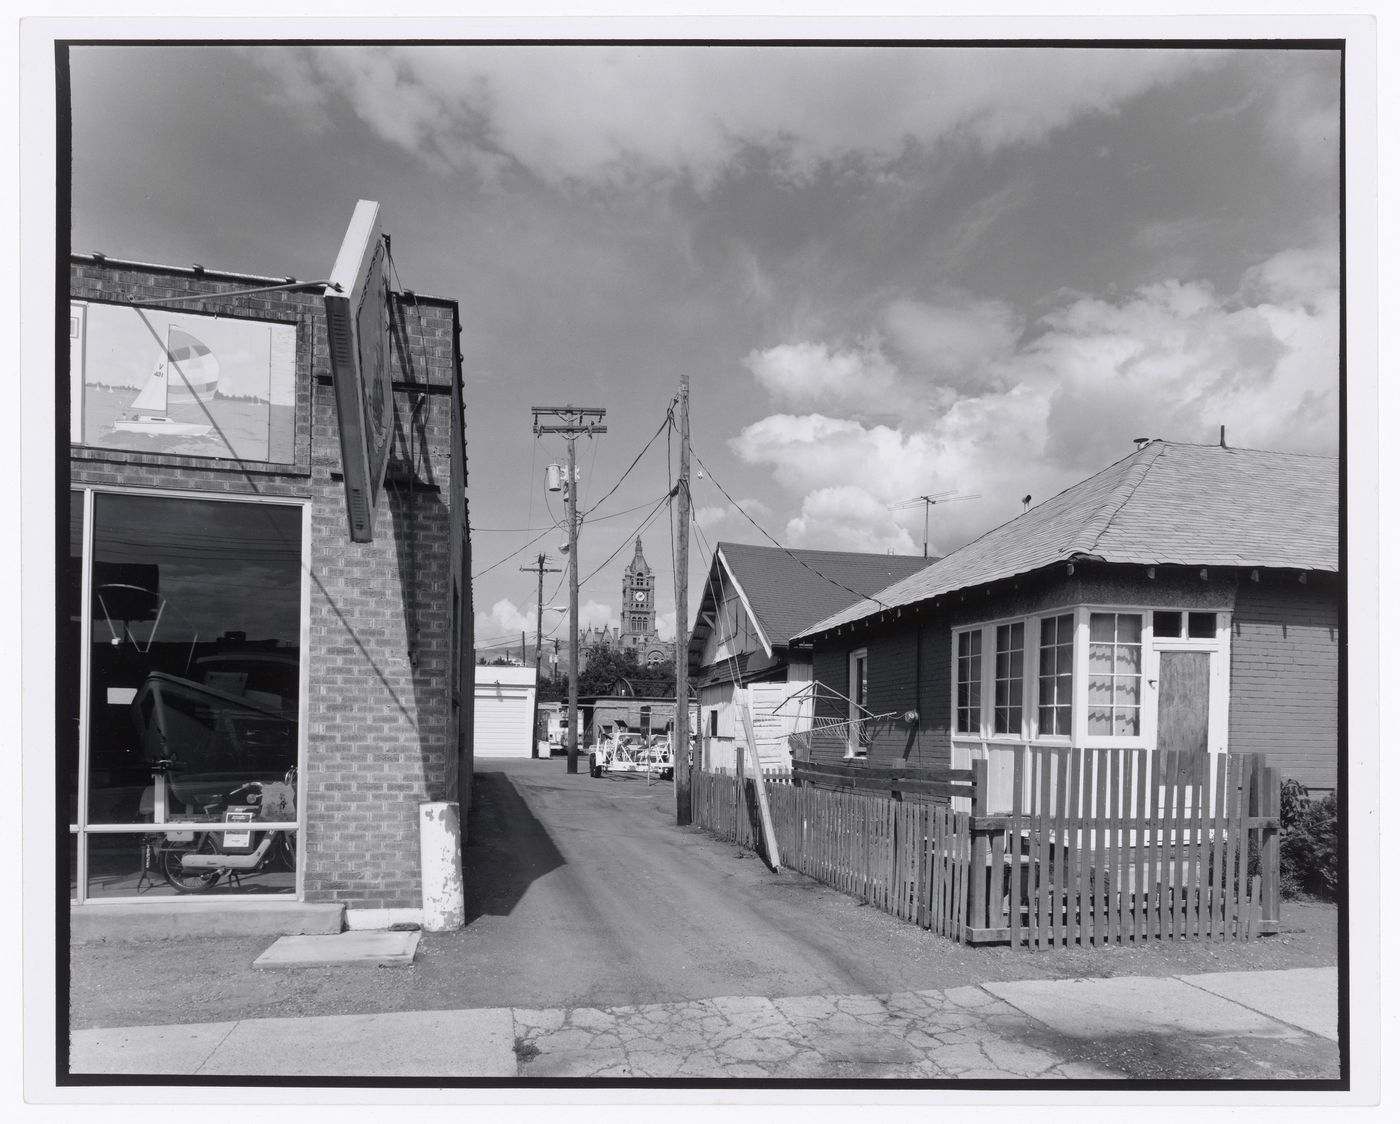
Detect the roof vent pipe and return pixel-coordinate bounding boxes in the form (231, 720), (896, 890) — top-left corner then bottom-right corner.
(1220, 425), (1227, 448)
(1133, 436), (1151, 450)
(1022, 494), (1032, 513)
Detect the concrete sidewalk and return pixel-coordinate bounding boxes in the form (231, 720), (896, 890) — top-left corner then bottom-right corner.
(69, 966), (1338, 1081)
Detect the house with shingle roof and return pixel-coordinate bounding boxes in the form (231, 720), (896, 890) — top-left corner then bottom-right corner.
(688, 542), (931, 771)
(791, 440), (1340, 793)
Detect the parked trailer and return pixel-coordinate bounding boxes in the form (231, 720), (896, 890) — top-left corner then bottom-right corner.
(589, 732), (674, 779)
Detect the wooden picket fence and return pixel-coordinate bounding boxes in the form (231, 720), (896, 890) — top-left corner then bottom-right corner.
(690, 746), (1279, 949)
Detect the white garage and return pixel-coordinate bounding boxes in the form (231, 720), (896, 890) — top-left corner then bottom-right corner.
(474, 666), (538, 758)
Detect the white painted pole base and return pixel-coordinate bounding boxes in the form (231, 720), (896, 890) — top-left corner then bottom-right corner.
(419, 801), (466, 931)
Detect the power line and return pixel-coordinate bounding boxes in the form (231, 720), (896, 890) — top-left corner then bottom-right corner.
(580, 408), (674, 518)
(578, 492), (673, 588)
(687, 441), (890, 612)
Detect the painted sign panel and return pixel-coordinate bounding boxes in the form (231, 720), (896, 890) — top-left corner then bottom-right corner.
(71, 302), (296, 463)
(324, 199), (394, 543)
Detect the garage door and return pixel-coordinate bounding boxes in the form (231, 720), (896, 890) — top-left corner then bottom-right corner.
(475, 686), (535, 758)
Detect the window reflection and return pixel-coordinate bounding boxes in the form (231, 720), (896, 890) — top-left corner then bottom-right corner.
(85, 494), (302, 830)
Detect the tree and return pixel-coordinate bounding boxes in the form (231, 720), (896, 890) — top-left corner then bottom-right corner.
(574, 646), (676, 698)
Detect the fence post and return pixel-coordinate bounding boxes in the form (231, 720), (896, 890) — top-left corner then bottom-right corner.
(735, 744), (745, 848)
(968, 757), (989, 940)
(1261, 765), (1280, 932)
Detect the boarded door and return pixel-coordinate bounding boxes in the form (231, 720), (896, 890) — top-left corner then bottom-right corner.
(1157, 650), (1210, 756)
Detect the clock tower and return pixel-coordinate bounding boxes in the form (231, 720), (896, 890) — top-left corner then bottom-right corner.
(621, 537), (655, 651)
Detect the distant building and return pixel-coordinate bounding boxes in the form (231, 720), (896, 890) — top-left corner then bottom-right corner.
(478, 538), (675, 676)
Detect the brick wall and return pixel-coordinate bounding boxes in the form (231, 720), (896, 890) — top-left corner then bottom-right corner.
(1228, 572), (1339, 791)
(69, 258), (471, 909)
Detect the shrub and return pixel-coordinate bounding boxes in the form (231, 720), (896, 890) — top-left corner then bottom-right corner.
(1278, 778), (1338, 900)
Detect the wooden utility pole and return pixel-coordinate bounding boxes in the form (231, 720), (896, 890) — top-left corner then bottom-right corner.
(520, 552), (561, 759)
(532, 406), (606, 774)
(674, 374), (692, 824)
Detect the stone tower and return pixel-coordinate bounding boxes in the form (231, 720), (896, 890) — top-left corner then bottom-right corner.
(620, 536), (655, 650)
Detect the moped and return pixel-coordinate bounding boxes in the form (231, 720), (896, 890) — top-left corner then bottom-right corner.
(141, 765), (297, 893)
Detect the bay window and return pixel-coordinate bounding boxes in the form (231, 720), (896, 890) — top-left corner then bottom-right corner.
(993, 622), (1024, 734)
(1037, 613), (1074, 736)
(955, 605), (1224, 746)
(955, 629), (981, 735)
(1086, 612), (1142, 737)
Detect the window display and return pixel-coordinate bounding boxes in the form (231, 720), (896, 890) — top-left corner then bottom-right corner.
(70, 490), (304, 898)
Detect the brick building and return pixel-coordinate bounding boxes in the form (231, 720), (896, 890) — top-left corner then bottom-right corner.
(66, 247), (473, 932)
(792, 440), (1340, 797)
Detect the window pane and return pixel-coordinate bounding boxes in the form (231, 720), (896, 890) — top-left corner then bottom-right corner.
(1087, 676), (1112, 706)
(1114, 678), (1140, 705)
(68, 493), (84, 828)
(1088, 709), (1112, 735)
(1088, 643), (1114, 674)
(1115, 645), (1141, 674)
(87, 494), (302, 829)
(84, 829), (296, 898)
(1153, 611), (1181, 638)
(1089, 613), (1115, 642)
(1117, 615), (1142, 644)
(1188, 612), (1217, 639)
(1114, 710), (1140, 737)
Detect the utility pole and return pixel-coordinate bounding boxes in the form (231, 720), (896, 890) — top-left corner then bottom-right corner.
(520, 552), (561, 759)
(532, 405), (606, 774)
(674, 374), (692, 825)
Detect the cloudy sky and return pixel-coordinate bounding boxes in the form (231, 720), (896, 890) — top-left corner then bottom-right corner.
(67, 41), (1341, 651)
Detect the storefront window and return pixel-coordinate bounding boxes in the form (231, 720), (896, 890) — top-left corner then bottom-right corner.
(73, 491), (303, 898)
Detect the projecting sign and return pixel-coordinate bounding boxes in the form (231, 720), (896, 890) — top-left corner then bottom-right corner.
(325, 199), (395, 543)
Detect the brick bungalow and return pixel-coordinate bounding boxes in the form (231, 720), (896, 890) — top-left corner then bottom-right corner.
(791, 440), (1340, 798)
(67, 247), (473, 934)
(688, 542), (929, 771)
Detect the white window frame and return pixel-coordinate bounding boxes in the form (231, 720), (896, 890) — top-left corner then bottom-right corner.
(69, 484), (311, 905)
(950, 602), (1232, 753)
(847, 647), (869, 758)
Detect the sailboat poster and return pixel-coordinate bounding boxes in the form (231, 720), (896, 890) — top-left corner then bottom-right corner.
(72, 302), (296, 463)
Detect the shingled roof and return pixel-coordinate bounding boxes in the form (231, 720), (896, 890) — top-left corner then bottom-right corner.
(798, 440), (1339, 640)
(692, 543), (932, 660)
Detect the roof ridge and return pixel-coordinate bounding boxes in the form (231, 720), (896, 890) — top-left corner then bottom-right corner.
(1154, 439), (1340, 461)
(1070, 442), (1166, 557)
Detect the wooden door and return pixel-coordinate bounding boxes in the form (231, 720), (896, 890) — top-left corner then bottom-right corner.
(1157, 650), (1210, 757)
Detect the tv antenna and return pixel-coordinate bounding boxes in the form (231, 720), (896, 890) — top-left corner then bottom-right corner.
(888, 491), (980, 558)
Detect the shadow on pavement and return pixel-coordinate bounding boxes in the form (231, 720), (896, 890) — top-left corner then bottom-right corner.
(463, 770), (566, 926)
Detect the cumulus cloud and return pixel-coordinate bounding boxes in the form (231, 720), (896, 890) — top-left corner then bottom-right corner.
(743, 341), (901, 411)
(250, 46), (1219, 189)
(475, 596), (615, 644)
(732, 245), (1339, 554)
(881, 297), (1023, 392)
(785, 487), (920, 555)
(693, 498), (773, 533)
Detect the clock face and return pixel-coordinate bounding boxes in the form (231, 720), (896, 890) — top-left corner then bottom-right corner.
(634, 590), (646, 603)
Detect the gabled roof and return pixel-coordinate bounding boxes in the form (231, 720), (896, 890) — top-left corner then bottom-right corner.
(690, 543), (932, 661)
(798, 440), (1339, 639)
